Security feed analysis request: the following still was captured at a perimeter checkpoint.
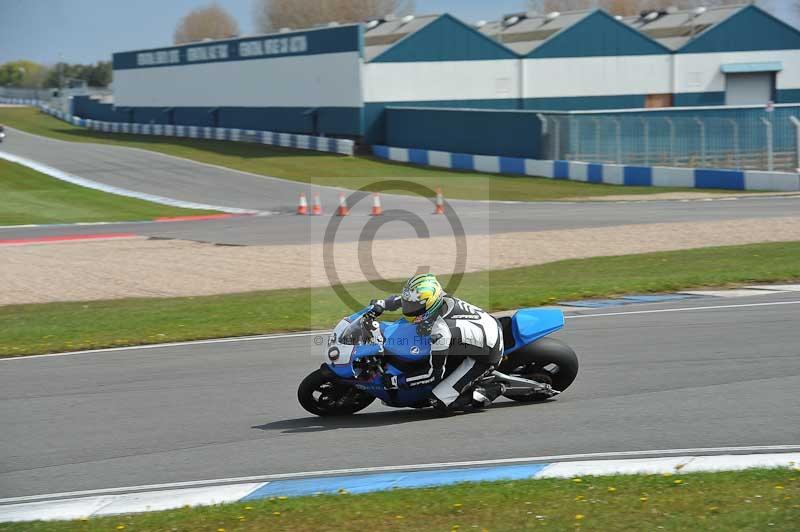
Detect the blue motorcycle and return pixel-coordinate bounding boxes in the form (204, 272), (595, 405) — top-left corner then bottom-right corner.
(298, 306), (579, 416)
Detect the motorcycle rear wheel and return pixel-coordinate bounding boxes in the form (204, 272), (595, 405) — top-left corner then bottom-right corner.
(500, 337), (579, 402)
(297, 369), (376, 416)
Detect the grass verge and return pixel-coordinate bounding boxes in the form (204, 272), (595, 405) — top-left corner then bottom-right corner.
(2, 241), (799, 357)
(0, 107), (703, 201)
(0, 158), (214, 225)
(2, 468), (798, 531)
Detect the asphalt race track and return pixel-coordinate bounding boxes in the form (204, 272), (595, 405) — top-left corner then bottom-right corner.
(2, 293), (799, 498)
(2, 127), (800, 245)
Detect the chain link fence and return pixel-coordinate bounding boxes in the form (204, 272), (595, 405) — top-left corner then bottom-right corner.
(537, 105), (800, 172)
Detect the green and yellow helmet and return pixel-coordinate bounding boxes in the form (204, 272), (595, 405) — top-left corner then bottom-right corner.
(401, 273), (444, 323)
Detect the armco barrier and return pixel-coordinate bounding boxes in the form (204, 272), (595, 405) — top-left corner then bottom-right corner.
(0, 99), (354, 156)
(372, 145), (800, 192)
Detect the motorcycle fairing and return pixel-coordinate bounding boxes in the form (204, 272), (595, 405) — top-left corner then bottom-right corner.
(380, 319), (432, 361)
(506, 308), (564, 355)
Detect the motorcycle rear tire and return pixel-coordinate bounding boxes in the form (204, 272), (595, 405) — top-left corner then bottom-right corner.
(298, 368), (376, 416)
(500, 337), (579, 402)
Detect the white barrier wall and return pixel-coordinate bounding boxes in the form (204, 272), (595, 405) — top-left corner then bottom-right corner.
(363, 60), (519, 103)
(523, 55), (672, 99)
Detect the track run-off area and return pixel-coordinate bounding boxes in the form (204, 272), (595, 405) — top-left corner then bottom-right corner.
(1, 293), (799, 499)
(1, 125), (800, 247)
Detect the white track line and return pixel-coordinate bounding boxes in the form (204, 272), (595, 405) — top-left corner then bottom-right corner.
(565, 299), (800, 319)
(0, 145), (257, 215)
(2, 444), (798, 505)
(3, 299), (798, 362)
(0, 331), (328, 362)
(4, 126), (367, 200)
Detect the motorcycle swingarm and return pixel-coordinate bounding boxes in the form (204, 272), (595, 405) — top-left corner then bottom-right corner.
(490, 370), (560, 397)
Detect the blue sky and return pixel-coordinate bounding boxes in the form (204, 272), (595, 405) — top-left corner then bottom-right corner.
(0, 0), (527, 65)
(1, 0), (797, 65)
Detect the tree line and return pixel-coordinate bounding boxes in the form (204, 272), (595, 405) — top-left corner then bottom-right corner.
(0, 60), (111, 89)
(174, 1), (414, 44)
(173, 0), (794, 45)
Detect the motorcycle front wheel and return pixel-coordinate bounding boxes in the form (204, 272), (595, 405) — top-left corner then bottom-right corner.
(297, 368), (376, 416)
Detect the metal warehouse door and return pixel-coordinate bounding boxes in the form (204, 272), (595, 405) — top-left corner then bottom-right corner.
(725, 73), (773, 105)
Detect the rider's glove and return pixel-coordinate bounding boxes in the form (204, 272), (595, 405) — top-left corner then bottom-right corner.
(371, 295), (402, 315)
(369, 299), (386, 316)
(383, 374), (406, 390)
(384, 295), (402, 311)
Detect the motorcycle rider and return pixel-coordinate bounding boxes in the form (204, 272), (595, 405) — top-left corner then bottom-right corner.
(370, 273), (505, 412)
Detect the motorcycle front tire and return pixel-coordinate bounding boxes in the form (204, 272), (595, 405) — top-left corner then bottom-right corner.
(297, 368), (376, 416)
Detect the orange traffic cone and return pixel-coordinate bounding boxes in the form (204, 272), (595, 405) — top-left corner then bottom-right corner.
(371, 193), (382, 216)
(336, 192), (349, 216)
(434, 187), (445, 214)
(297, 192), (308, 215)
(311, 192), (323, 215)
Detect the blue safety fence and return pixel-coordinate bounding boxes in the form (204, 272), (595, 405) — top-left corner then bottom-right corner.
(0, 98), (355, 156)
(384, 106), (542, 158)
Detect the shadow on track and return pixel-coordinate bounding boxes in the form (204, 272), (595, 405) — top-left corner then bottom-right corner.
(252, 409), (440, 434)
(252, 399), (538, 434)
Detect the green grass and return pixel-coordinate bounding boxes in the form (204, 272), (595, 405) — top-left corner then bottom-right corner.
(2, 468), (798, 531)
(0, 107), (705, 201)
(2, 241), (798, 357)
(0, 158), (214, 225)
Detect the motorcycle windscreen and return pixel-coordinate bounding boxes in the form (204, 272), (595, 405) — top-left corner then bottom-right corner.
(512, 308), (564, 347)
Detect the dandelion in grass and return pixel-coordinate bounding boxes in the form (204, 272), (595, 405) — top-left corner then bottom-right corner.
(607, 487), (617, 493)
(575, 514), (585, 520)
(674, 479), (684, 485)
(572, 478), (583, 483)
(453, 503), (463, 508)
(273, 511), (281, 516)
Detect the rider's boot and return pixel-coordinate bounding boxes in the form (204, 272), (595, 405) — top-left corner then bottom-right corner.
(471, 382), (506, 408)
(430, 382), (505, 414)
